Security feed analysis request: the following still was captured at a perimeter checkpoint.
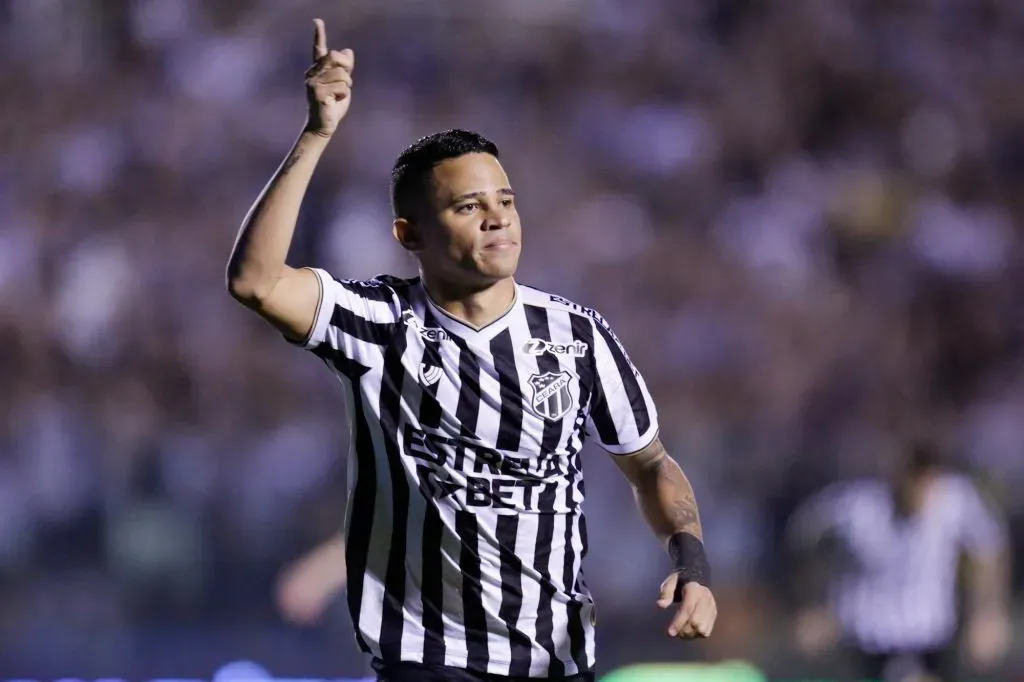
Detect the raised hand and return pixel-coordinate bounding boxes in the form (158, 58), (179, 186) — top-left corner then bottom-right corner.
(304, 18), (354, 137)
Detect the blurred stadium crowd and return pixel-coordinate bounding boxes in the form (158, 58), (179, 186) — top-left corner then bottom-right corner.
(3, 0), (1024, 677)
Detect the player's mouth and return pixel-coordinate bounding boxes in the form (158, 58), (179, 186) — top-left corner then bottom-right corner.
(482, 239), (517, 251)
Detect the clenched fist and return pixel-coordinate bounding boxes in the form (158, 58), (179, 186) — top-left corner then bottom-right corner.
(305, 18), (354, 137)
(658, 574), (717, 639)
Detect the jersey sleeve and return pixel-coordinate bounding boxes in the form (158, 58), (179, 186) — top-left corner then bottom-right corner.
(584, 319), (659, 455)
(953, 477), (1007, 557)
(292, 267), (400, 358)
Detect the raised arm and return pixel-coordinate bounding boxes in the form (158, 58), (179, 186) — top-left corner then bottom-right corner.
(614, 437), (716, 640)
(226, 19), (354, 341)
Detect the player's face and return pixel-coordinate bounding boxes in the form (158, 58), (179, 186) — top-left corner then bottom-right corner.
(417, 153), (522, 286)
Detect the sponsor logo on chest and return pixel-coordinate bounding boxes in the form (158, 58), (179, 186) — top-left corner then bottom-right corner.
(522, 338), (588, 358)
(402, 309), (450, 343)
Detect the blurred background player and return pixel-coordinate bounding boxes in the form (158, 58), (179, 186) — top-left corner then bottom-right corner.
(788, 441), (1011, 682)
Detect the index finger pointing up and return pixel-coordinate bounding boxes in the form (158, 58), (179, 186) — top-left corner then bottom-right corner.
(312, 18), (328, 61)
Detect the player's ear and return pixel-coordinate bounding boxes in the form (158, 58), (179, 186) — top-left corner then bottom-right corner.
(393, 218), (423, 252)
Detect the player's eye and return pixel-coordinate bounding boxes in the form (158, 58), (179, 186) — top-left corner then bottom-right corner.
(456, 203), (478, 214)
(500, 198), (514, 208)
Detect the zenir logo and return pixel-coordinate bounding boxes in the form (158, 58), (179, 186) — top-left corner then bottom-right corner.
(402, 309), (450, 343)
(522, 338), (588, 357)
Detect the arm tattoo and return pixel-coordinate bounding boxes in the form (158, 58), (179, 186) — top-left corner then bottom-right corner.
(654, 457), (702, 539)
(280, 148), (304, 175)
(630, 439), (703, 542)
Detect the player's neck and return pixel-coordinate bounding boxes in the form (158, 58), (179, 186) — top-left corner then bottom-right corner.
(420, 275), (517, 331)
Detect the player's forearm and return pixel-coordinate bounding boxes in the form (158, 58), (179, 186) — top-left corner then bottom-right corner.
(227, 128), (332, 302)
(631, 448), (703, 545)
(969, 553), (1011, 616)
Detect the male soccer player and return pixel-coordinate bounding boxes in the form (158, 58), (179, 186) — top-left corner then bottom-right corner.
(228, 19), (717, 681)
(788, 443), (1011, 682)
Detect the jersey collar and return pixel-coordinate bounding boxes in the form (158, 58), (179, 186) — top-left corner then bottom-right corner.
(419, 280), (522, 344)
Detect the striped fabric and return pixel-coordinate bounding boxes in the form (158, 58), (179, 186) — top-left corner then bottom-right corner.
(790, 475), (1006, 653)
(295, 268), (658, 677)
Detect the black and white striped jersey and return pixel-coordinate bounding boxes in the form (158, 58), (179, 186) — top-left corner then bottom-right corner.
(294, 268), (659, 677)
(789, 475), (1006, 653)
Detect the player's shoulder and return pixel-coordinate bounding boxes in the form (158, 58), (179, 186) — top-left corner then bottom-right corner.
(813, 477), (887, 510)
(935, 471), (986, 501)
(371, 273), (419, 294)
(321, 269), (417, 298)
(517, 283), (613, 329)
(329, 271), (414, 289)
(937, 470), (975, 487)
(314, 270), (422, 323)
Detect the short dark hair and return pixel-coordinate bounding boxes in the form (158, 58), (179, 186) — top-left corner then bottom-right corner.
(390, 129), (500, 219)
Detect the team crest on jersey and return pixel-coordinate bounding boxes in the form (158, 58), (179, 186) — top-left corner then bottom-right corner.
(528, 371), (575, 421)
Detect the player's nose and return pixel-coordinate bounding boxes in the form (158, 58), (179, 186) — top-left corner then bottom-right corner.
(481, 215), (511, 231)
